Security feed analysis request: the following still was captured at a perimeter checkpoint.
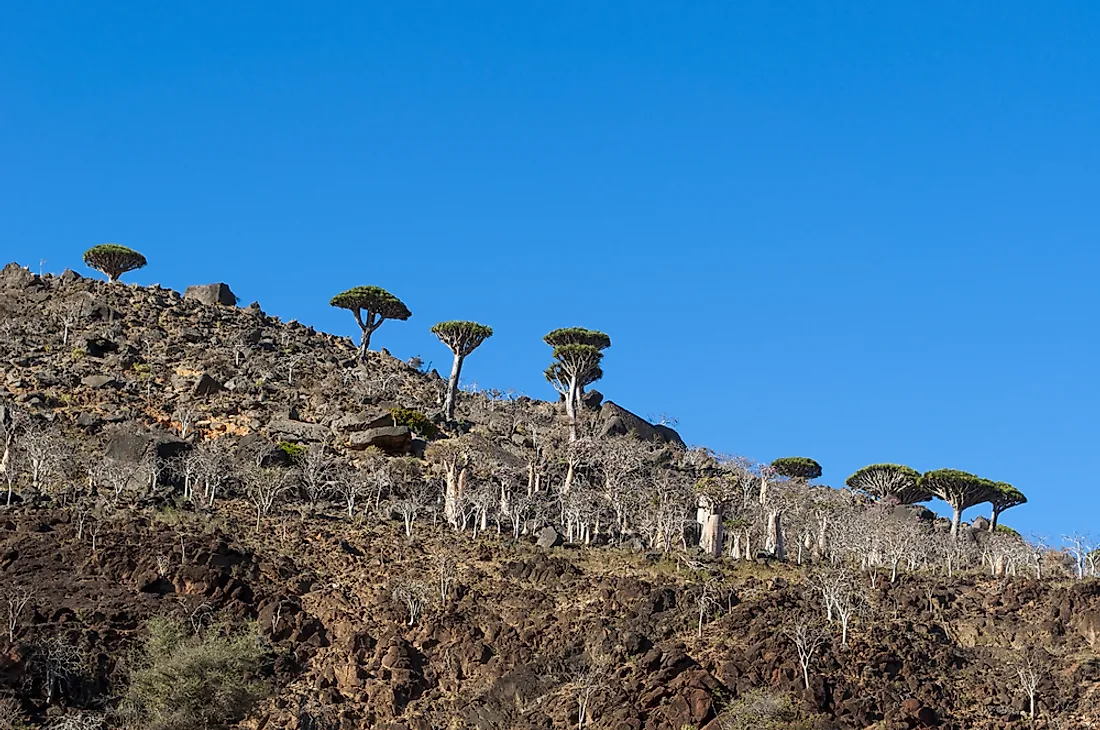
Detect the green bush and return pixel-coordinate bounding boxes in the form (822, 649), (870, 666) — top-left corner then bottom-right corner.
(277, 441), (308, 462)
(122, 617), (269, 730)
(389, 408), (439, 439)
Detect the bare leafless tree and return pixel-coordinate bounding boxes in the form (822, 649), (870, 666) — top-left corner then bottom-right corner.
(54, 297), (88, 348)
(88, 456), (140, 502)
(172, 407), (200, 439)
(568, 646), (612, 730)
(810, 567), (862, 645)
(786, 615), (829, 690)
(1062, 533), (1096, 579)
(1010, 644), (1049, 721)
(392, 580), (430, 626)
(242, 464), (293, 528)
(393, 479), (434, 538)
(5, 587), (32, 641)
(297, 444), (339, 514)
(438, 555), (457, 605)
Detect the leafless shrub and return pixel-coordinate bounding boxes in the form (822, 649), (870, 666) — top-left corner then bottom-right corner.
(43, 712), (105, 730)
(438, 556), (457, 605)
(718, 688), (798, 730)
(37, 636), (85, 704)
(392, 580), (431, 626)
(0, 695), (26, 730)
(4, 587), (32, 642)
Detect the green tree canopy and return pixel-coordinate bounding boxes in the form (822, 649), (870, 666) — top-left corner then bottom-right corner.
(83, 243), (147, 282)
(431, 321), (493, 357)
(330, 285), (412, 321)
(544, 327), (611, 350)
(330, 285), (411, 360)
(771, 456), (822, 481)
(845, 463), (927, 504)
(919, 468), (996, 537)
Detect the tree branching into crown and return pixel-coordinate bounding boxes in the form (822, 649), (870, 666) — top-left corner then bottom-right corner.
(431, 321), (493, 421)
(83, 244), (147, 282)
(771, 457), (822, 481)
(543, 327), (610, 441)
(545, 340), (605, 441)
(329, 286), (411, 362)
(987, 481), (1026, 532)
(845, 463), (928, 504)
(919, 468), (996, 538)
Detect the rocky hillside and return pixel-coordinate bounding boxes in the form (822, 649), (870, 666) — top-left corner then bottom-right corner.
(0, 262), (1098, 730)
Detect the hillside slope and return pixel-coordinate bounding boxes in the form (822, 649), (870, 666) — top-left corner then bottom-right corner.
(0, 262), (1098, 729)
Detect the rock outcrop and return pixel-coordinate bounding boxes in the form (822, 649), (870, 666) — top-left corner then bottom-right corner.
(598, 401), (685, 447)
(184, 282), (237, 306)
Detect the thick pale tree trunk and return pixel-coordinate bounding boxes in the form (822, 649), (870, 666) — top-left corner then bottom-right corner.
(563, 460), (575, 495)
(443, 462), (466, 529)
(698, 498), (724, 557)
(443, 353), (464, 420)
(950, 506), (962, 539)
(989, 508), (1000, 532)
(765, 509), (784, 559)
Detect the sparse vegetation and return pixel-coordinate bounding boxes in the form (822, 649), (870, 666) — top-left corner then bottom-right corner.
(122, 617), (269, 730)
(0, 258), (1087, 729)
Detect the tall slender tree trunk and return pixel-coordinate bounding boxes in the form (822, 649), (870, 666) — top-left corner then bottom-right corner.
(358, 326), (371, 361)
(989, 508), (1000, 532)
(444, 353), (464, 420)
(565, 377), (579, 441)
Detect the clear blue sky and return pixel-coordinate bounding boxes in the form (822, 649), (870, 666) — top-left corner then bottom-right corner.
(3, 2), (1098, 540)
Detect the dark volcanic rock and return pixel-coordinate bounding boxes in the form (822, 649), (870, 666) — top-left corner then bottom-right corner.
(347, 426), (412, 454)
(268, 419), (330, 443)
(81, 374), (117, 389)
(184, 282), (237, 306)
(598, 401), (685, 447)
(192, 373), (225, 397)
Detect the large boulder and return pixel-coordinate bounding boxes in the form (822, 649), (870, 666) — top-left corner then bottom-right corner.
(184, 283), (237, 307)
(346, 426), (412, 454)
(192, 373), (224, 398)
(105, 426), (189, 463)
(268, 419), (329, 443)
(598, 401), (685, 448)
(536, 526), (563, 549)
(331, 411), (393, 434)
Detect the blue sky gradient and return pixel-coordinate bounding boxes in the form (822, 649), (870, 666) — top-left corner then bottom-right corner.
(2, 2), (1098, 539)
